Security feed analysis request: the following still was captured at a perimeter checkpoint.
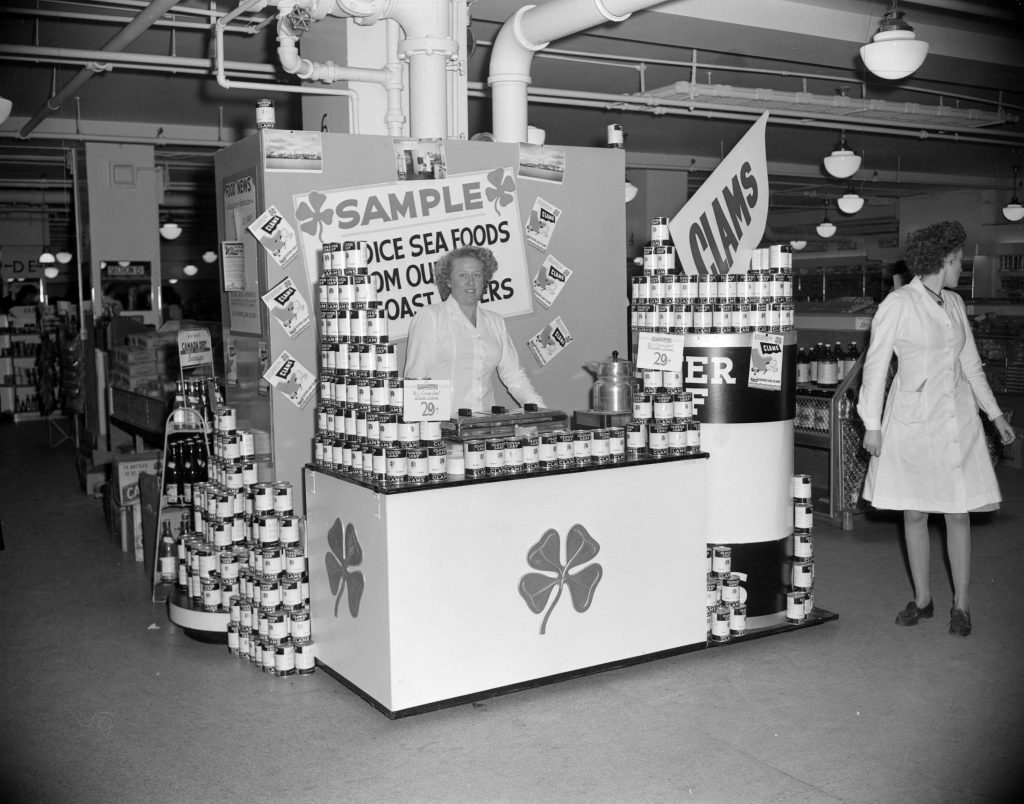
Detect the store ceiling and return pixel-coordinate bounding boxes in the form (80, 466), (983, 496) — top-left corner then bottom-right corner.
(1, 0), (1023, 246)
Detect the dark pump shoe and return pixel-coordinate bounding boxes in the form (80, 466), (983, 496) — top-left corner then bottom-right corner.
(949, 608), (972, 637)
(895, 599), (934, 625)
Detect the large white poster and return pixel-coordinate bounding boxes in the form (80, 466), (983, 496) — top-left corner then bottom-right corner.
(293, 168), (533, 340)
(669, 112), (770, 276)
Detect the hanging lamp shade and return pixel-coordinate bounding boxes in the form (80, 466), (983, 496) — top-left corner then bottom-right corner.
(44, 266), (60, 279)
(39, 248), (56, 264)
(816, 201), (837, 239)
(789, 240), (807, 252)
(823, 132), (861, 179)
(202, 250), (218, 264)
(159, 222), (182, 240)
(183, 264), (199, 277)
(1003, 164), (1024, 222)
(624, 181), (639, 203)
(860, 2), (929, 80)
(837, 189), (865, 215)
(55, 250), (73, 264)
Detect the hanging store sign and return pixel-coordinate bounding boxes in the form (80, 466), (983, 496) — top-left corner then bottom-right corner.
(293, 169), (532, 340)
(669, 112), (770, 276)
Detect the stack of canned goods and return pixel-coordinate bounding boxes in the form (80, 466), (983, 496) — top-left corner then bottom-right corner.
(705, 544), (747, 643)
(786, 474), (816, 624)
(627, 368), (701, 458)
(313, 240), (449, 486)
(464, 425), (627, 478)
(631, 218), (794, 335)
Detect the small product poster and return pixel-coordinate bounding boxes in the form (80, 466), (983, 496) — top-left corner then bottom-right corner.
(749, 332), (785, 391)
(225, 337), (238, 387)
(525, 197), (562, 252)
(532, 254), (573, 309)
(263, 350), (316, 409)
(527, 316), (574, 367)
(257, 340), (270, 397)
(247, 205), (298, 268)
(262, 276), (311, 338)
(222, 241), (246, 291)
(176, 328), (213, 370)
(518, 144), (566, 184)
(393, 137), (447, 180)
(635, 330), (685, 373)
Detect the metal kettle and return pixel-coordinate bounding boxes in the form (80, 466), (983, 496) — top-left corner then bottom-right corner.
(584, 350), (636, 412)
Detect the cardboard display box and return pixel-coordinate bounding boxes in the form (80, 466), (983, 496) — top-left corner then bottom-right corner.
(112, 450), (162, 506)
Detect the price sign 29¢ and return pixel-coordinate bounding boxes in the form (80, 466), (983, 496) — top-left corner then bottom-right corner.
(635, 331), (685, 373)
(402, 379), (452, 422)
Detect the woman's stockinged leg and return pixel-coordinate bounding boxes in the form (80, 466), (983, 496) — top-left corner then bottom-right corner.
(945, 512), (971, 612)
(903, 510), (932, 606)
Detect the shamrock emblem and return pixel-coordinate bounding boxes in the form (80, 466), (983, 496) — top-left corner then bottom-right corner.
(518, 524), (603, 635)
(295, 190), (334, 237)
(484, 167), (516, 215)
(325, 518), (365, 618)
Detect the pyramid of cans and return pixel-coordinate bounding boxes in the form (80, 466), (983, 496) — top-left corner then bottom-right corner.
(631, 217), (795, 336)
(313, 240), (451, 485)
(180, 407), (315, 677)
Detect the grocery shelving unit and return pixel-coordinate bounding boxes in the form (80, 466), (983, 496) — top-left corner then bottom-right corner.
(0, 307), (43, 421)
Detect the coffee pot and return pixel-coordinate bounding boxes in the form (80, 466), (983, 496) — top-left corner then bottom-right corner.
(583, 351), (636, 413)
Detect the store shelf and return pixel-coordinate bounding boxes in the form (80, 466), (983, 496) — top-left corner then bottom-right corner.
(167, 588), (229, 642)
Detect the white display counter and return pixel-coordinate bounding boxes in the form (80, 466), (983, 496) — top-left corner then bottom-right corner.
(305, 457), (710, 717)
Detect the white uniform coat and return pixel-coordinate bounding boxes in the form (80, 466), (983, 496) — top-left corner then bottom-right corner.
(857, 277), (1002, 513)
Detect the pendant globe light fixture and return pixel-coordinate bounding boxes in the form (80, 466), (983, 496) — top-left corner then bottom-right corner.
(823, 132), (861, 179)
(860, 1), (929, 81)
(159, 221), (182, 240)
(816, 200), (837, 239)
(837, 185), (865, 215)
(1003, 163), (1024, 222)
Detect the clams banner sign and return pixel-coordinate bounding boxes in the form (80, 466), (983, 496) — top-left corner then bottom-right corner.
(293, 168), (533, 340)
(669, 111), (770, 276)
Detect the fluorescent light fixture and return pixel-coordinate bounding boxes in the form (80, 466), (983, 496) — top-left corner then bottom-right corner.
(823, 132), (861, 179)
(860, 2), (929, 81)
(183, 264), (199, 277)
(159, 222), (182, 240)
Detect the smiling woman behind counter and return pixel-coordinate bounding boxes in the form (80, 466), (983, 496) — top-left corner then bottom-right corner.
(404, 246), (545, 414)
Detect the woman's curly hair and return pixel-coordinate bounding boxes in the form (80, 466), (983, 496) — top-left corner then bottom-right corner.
(433, 246), (498, 299)
(904, 220), (966, 276)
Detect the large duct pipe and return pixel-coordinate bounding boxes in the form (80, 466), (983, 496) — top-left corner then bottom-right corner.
(488, 0), (666, 143)
(18, 0), (182, 139)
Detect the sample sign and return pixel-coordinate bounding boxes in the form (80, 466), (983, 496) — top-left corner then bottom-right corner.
(177, 328), (213, 369)
(748, 332), (785, 391)
(669, 111), (770, 275)
(293, 169), (532, 340)
(402, 379), (452, 422)
(525, 197), (562, 252)
(221, 241), (246, 291)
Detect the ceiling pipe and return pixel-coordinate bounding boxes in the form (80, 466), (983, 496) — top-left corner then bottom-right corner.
(488, 0), (667, 143)
(213, 0), (361, 131)
(17, 0), (183, 139)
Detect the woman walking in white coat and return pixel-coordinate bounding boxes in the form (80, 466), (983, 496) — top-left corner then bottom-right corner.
(858, 220), (1015, 637)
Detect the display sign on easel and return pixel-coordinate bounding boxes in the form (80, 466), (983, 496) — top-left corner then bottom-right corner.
(402, 379), (452, 422)
(177, 328), (214, 370)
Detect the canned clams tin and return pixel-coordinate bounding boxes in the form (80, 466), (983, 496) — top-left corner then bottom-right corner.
(791, 558), (814, 590)
(710, 606), (731, 642)
(794, 502), (814, 532)
(794, 532), (813, 559)
(711, 545), (732, 575)
(554, 431), (574, 468)
(289, 607), (312, 642)
(572, 430), (592, 466)
(786, 590), (807, 623)
(295, 641), (317, 674)
(729, 604), (747, 636)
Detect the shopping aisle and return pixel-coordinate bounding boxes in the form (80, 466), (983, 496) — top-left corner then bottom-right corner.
(1, 419), (1023, 804)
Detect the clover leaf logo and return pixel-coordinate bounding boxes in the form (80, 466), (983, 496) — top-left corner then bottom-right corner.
(484, 167), (516, 215)
(325, 518), (364, 618)
(295, 190), (334, 237)
(518, 524), (603, 635)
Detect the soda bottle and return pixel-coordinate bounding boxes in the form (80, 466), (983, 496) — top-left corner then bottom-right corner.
(818, 343), (839, 387)
(181, 439), (195, 506)
(809, 342), (822, 383)
(842, 341), (860, 377)
(158, 521), (177, 583)
(795, 347), (810, 384)
(163, 439), (182, 508)
(834, 341), (846, 381)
